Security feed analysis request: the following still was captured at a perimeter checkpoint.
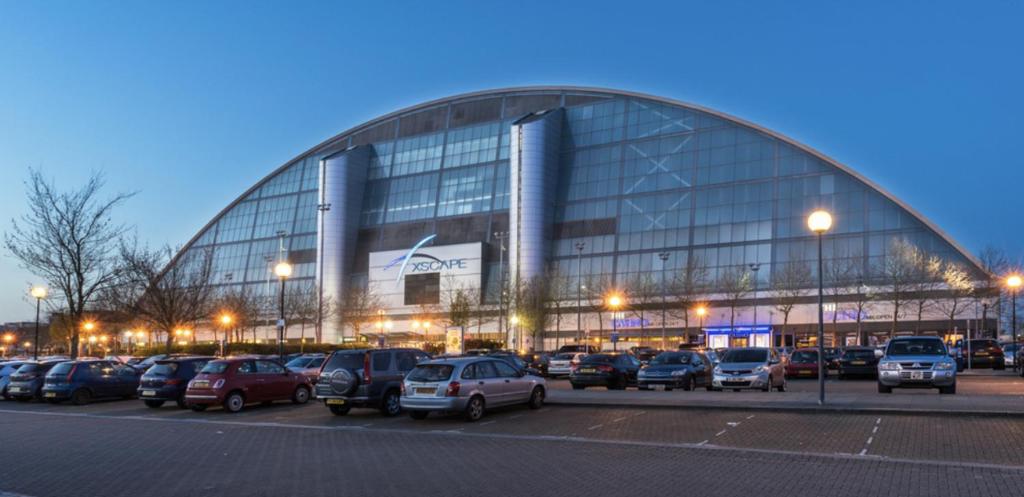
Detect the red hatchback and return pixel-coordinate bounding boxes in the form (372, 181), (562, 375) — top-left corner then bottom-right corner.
(785, 348), (828, 379)
(185, 357), (312, 413)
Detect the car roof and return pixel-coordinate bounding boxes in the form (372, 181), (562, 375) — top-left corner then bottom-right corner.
(156, 356), (216, 363)
(891, 336), (942, 341)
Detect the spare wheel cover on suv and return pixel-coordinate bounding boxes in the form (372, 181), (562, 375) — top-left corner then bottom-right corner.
(329, 369), (357, 395)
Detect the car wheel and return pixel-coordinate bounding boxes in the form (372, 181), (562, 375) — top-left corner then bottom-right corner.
(683, 376), (696, 391)
(939, 383), (957, 395)
(71, 389), (91, 406)
(995, 363), (1005, 371)
(877, 382), (892, 394)
(223, 392), (245, 413)
(409, 410), (429, 420)
(776, 377), (787, 392)
(380, 389), (401, 416)
(190, 404), (207, 412)
(762, 376), (772, 392)
(144, 399), (165, 408)
(838, 373), (846, 380)
(528, 386), (544, 409)
(15, 396), (31, 403)
(571, 383), (585, 390)
(329, 404), (351, 416)
(464, 395), (485, 422)
(292, 386), (311, 405)
(176, 397), (187, 409)
(46, 398), (61, 404)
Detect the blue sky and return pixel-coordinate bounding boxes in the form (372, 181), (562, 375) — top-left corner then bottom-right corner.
(1, 1), (1021, 321)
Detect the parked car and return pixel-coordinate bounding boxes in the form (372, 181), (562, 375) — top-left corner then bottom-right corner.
(637, 351), (712, 391)
(1003, 343), (1018, 369)
(1, 361), (27, 399)
(631, 347), (661, 365)
(520, 352), (551, 376)
(569, 353), (641, 390)
(823, 347), (843, 369)
(401, 357), (546, 421)
(837, 346), (880, 379)
(131, 353), (191, 372)
(557, 344), (599, 354)
(285, 354), (327, 383)
(547, 352), (586, 377)
(185, 357), (312, 413)
(41, 360), (142, 405)
(785, 348), (826, 379)
(316, 348), (431, 416)
(5, 360), (65, 401)
(488, 352), (541, 376)
(954, 339), (1005, 370)
(138, 356), (214, 408)
(703, 349), (722, 367)
(711, 347), (786, 392)
(877, 336), (957, 394)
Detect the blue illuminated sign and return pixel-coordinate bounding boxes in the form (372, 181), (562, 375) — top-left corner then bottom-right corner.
(704, 326), (772, 337)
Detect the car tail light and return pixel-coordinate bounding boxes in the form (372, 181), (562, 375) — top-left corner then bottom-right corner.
(363, 353), (372, 385)
(66, 365), (78, 381)
(570, 364), (579, 372)
(446, 381), (461, 397)
(165, 378), (182, 385)
(597, 365), (614, 373)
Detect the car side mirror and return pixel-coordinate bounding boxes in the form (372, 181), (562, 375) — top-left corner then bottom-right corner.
(874, 350), (884, 358)
(769, 359), (780, 365)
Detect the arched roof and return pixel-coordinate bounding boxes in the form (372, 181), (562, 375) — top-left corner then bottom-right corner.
(174, 86), (985, 274)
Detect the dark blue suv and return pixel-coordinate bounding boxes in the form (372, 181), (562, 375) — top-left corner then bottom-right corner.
(42, 360), (142, 405)
(138, 356), (214, 408)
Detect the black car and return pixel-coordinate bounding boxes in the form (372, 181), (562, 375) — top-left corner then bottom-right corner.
(520, 352), (551, 376)
(637, 351), (713, 391)
(488, 352), (542, 376)
(138, 356), (214, 408)
(823, 347), (843, 369)
(41, 360), (142, 405)
(316, 348), (431, 416)
(837, 347), (880, 379)
(557, 344), (599, 354)
(5, 360), (65, 401)
(569, 353), (641, 390)
(955, 339), (1005, 370)
(632, 347), (661, 365)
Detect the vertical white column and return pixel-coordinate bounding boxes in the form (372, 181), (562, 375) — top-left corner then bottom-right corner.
(317, 146), (370, 343)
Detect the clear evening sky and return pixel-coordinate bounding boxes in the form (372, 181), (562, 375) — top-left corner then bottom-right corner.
(1, 1), (1021, 321)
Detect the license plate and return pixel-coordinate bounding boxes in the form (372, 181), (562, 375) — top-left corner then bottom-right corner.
(44, 392), (56, 398)
(142, 390), (156, 397)
(325, 398), (346, 405)
(192, 380), (209, 388)
(579, 368), (596, 374)
(911, 371), (924, 380)
(414, 387), (436, 395)
(800, 370), (813, 375)
(976, 352), (989, 356)
(8, 387), (22, 393)
(851, 361), (866, 365)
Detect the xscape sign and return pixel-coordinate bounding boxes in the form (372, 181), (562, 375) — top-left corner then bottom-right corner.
(381, 235), (470, 284)
(368, 239), (483, 310)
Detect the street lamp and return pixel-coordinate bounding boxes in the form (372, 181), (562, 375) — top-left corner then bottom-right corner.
(606, 293), (624, 352)
(30, 285), (47, 360)
(748, 263), (761, 346)
(808, 209), (833, 405)
(658, 252), (670, 350)
(124, 330), (134, 354)
(696, 306), (707, 347)
(1007, 274), (1022, 373)
(3, 333), (14, 358)
(575, 241), (585, 345)
(509, 315), (520, 351)
(494, 231), (508, 344)
(274, 260), (293, 361)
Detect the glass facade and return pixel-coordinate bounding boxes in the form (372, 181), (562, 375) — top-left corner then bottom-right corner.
(173, 87), (982, 312)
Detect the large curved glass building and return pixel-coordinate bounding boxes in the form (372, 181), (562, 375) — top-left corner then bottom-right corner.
(171, 87), (987, 350)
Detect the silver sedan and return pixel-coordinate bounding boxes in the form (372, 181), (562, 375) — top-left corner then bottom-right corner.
(401, 357), (546, 421)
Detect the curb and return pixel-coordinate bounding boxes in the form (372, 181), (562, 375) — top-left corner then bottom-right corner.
(545, 398), (1024, 418)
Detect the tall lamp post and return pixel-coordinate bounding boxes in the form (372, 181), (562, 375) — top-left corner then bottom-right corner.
(576, 242), (585, 344)
(696, 306), (707, 347)
(748, 263), (761, 346)
(274, 261), (293, 362)
(1007, 274), (1022, 373)
(494, 231), (508, 344)
(2, 333), (13, 358)
(659, 252), (670, 350)
(808, 210), (833, 405)
(219, 314), (233, 356)
(30, 286), (47, 360)
(82, 321), (96, 357)
(607, 294), (624, 352)
(509, 315), (520, 352)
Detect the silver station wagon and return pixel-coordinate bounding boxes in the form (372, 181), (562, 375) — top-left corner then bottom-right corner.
(401, 357), (546, 421)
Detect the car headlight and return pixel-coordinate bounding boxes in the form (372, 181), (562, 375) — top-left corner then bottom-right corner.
(934, 362), (954, 371)
(754, 365), (767, 373)
(713, 366), (722, 374)
(637, 370), (647, 377)
(212, 379), (225, 389)
(878, 362), (901, 371)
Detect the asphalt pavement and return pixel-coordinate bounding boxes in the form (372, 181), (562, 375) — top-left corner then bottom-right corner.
(1, 393), (1022, 497)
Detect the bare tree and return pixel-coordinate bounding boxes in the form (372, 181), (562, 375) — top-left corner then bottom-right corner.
(908, 252), (943, 332)
(214, 285), (262, 343)
(286, 281), (330, 351)
(824, 257), (858, 334)
(337, 282), (382, 341)
(514, 276), (550, 352)
(583, 275), (616, 344)
(718, 266), (752, 331)
(771, 262), (813, 347)
(543, 268), (573, 350)
(934, 262), (975, 333)
(5, 170), (134, 358)
(877, 239), (918, 338)
(625, 273), (659, 345)
(106, 243), (215, 353)
(847, 264), (874, 344)
(667, 256), (709, 341)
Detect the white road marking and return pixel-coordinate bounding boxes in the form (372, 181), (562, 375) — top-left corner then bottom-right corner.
(866, 437), (874, 445)
(727, 422), (740, 427)
(697, 440), (709, 446)
(715, 430), (727, 437)
(746, 415), (755, 420)
(872, 426), (878, 434)
(588, 424), (604, 431)
(612, 417), (627, 423)
(509, 414), (524, 419)
(479, 421), (496, 426)
(859, 449), (868, 456)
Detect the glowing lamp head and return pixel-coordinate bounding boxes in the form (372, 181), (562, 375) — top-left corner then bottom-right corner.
(607, 295), (623, 309)
(220, 314), (233, 325)
(124, 330), (134, 338)
(274, 261), (293, 278)
(2, 333), (13, 343)
(696, 306), (707, 317)
(1008, 275), (1023, 289)
(83, 321), (96, 332)
(88, 336), (97, 344)
(30, 286), (48, 299)
(510, 315), (520, 325)
(807, 210), (833, 234)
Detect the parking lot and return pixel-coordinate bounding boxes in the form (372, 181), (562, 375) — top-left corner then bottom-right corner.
(2, 383), (1024, 497)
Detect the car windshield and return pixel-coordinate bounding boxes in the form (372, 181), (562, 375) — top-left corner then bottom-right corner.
(48, 363), (73, 376)
(554, 353), (577, 360)
(407, 364), (454, 382)
(16, 363), (45, 374)
(147, 363), (178, 377)
(721, 349), (768, 363)
(580, 354), (614, 364)
(200, 362), (230, 374)
(843, 349), (876, 360)
(887, 339), (946, 356)
(790, 351), (818, 363)
(285, 357), (312, 368)
(1004, 344), (1018, 353)
(323, 352), (364, 372)
(650, 353), (691, 365)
